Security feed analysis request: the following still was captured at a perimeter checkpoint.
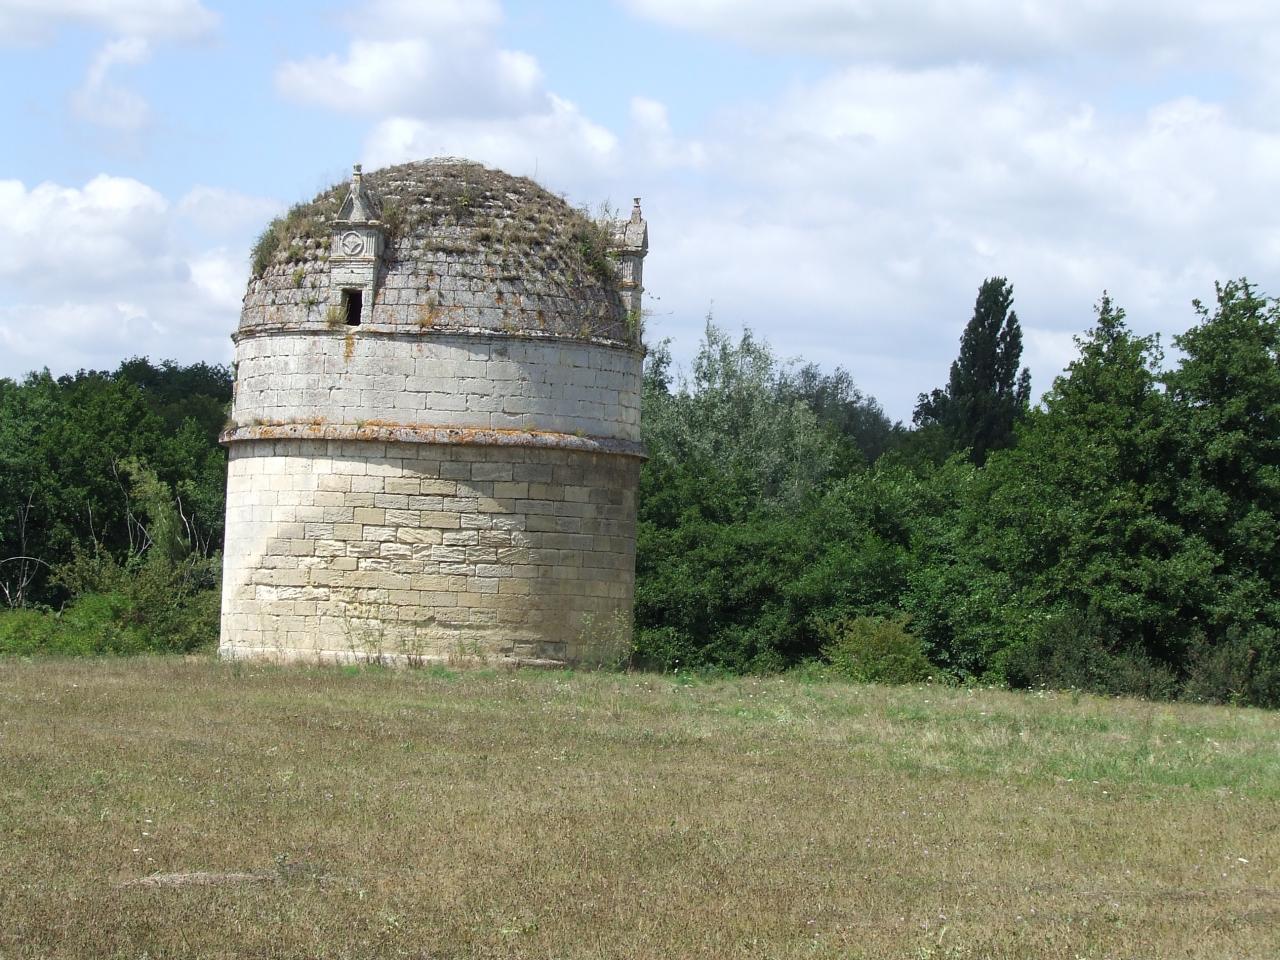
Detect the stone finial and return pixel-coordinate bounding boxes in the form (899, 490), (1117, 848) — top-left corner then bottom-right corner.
(338, 163), (379, 223)
(609, 195), (648, 320)
(614, 197), (647, 255)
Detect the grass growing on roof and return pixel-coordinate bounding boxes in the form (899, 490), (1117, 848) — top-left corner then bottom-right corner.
(247, 160), (631, 341)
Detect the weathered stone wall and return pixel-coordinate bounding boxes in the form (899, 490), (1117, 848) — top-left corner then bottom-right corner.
(230, 331), (641, 443)
(220, 159), (647, 667)
(242, 244), (625, 340)
(220, 440), (638, 666)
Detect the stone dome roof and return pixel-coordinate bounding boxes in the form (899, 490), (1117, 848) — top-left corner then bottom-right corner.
(240, 158), (641, 345)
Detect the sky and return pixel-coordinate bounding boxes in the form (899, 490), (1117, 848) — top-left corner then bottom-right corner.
(2, 0), (1279, 422)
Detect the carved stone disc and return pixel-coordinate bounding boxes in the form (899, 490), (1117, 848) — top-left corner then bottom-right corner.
(340, 231), (365, 256)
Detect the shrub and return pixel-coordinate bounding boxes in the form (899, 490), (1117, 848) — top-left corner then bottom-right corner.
(0, 575), (219, 658)
(785, 659), (834, 684)
(0, 607), (57, 655)
(0, 594), (141, 657)
(1001, 611), (1179, 700)
(1182, 628), (1280, 708)
(1, 460), (223, 659)
(55, 546), (220, 654)
(821, 615), (934, 684)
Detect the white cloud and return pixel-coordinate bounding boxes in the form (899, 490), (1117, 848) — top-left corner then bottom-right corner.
(1022, 328), (1083, 389)
(177, 187), (283, 239)
(263, 1), (1280, 420)
(0, 0), (217, 138)
(634, 62), (1280, 418)
(0, 0), (217, 44)
(0, 175), (171, 290)
(279, 0), (701, 194)
(629, 98), (708, 170)
(622, 0), (1275, 65)
(345, 0), (502, 38)
(71, 36), (151, 132)
(0, 302), (153, 374)
(0, 176), (266, 379)
(277, 38), (545, 119)
(363, 95), (621, 185)
(188, 250), (246, 312)
(276, 0), (534, 121)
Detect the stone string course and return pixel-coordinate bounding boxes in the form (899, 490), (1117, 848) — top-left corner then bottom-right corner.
(221, 441), (638, 666)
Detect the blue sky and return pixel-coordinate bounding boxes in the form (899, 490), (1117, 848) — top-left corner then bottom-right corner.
(2, 0), (1279, 421)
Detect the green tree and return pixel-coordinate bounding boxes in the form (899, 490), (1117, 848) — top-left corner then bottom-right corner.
(641, 323), (839, 514)
(635, 325), (919, 671)
(0, 360), (230, 607)
(777, 363), (902, 465)
(635, 466), (924, 672)
(1164, 279), (1280, 704)
(114, 357), (231, 440)
(914, 277), (1031, 464)
(906, 296), (1214, 688)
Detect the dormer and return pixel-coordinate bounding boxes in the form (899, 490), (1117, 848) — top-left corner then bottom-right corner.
(328, 164), (385, 326)
(610, 198), (648, 319)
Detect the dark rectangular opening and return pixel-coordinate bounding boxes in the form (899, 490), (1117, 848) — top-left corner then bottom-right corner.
(341, 288), (363, 326)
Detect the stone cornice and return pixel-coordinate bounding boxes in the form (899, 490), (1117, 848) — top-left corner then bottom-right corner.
(230, 324), (646, 357)
(221, 421), (648, 459)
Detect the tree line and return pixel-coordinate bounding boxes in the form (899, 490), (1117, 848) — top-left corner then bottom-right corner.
(637, 278), (1280, 706)
(1, 279), (1277, 705)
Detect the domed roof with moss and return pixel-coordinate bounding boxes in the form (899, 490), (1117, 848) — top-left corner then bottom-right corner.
(239, 158), (638, 345)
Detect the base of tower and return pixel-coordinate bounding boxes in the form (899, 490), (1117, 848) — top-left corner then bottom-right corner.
(218, 437), (638, 668)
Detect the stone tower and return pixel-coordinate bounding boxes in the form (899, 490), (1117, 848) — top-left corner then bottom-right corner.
(219, 159), (648, 666)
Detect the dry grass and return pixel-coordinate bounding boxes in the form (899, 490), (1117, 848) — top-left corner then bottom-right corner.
(2, 658), (1278, 959)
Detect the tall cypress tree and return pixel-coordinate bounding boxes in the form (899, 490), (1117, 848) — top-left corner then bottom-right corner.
(914, 276), (1031, 464)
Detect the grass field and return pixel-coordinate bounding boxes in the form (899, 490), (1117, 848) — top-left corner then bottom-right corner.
(1, 658), (1278, 959)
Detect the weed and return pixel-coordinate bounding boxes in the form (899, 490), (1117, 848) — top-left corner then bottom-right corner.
(417, 295), (442, 330)
(324, 304), (347, 328)
(338, 595), (389, 665)
(574, 609), (634, 670)
(447, 635), (491, 668)
(250, 192), (341, 278)
(380, 199), (405, 246)
(625, 307), (644, 343)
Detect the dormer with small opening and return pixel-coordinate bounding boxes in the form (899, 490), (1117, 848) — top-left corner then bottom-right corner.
(328, 163), (384, 325)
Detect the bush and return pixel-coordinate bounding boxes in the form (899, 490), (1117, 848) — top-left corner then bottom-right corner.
(1182, 628), (1280, 708)
(0, 594), (140, 656)
(62, 547), (221, 654)
(821, 615), (934, 684)
(784, 659), (836, 684)
(1001, 611), (1179, 700)
(0, 534), (221, 658)
(0, 607), (57, 655)
(0, 583), (219, 658)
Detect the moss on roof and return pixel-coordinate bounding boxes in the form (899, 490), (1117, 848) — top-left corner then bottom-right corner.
(249, 159), (621, 293)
